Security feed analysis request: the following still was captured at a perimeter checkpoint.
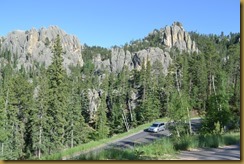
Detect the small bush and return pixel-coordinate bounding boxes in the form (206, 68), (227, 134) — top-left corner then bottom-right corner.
(173, 135), (192, 150)
(137, 138), (175, 157)
(78, 148), (139, 160)
(223, 133), (240, 145)
(198, 134), (220, 148)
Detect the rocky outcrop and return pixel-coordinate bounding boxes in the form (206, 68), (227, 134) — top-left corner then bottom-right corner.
(87, 89), (100, 121)
(110, 48), (134, 73)
(93, 54), (111, 73)
(164, 22), (198, 53)
(0, 26), (83, 72)
(92, 22), (196, 75)
(156, 22), (198, 53)
(93, 47), (172, 74)
(132, 47), (172, 74)
(0, 22), (197, 76)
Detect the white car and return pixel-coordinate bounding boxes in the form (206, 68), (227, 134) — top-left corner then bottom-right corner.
(147, 122), (165, 132)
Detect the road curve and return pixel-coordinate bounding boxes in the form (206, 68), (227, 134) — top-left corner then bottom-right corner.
(106, 118), (202, 149)
(64, 118), (202, 160)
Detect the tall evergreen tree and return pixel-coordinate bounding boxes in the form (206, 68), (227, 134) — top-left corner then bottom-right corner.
(0, 87), (8, 159)
(4, 73), (34, 159)
(46, 35), (68, 153)
(30, 73), (49, 159)
(66, 69), (91, 148)
(95, 74), (110, 139)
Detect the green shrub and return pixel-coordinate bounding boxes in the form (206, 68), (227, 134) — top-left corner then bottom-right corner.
(138, 138), (175, 156)
(173, 135), (192, 150)
(222, 133), (240, 145)
(78, 148), (139, 160)
(198, 134), (220, 148)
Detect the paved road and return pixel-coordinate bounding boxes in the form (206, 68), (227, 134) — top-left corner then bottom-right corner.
(64, 118), (202, 159)
(106, 118), (202, 149)
(177, 144), (240, 160)
(106, 129), (171, 149)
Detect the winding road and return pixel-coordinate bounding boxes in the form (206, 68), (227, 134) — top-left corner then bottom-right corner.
(64, 118), (202, 159)
(64, 118), (240, 160)
(105, 118), (202, 149)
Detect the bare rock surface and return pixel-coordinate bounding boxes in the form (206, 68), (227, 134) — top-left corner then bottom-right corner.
(1, 26), (83, 72)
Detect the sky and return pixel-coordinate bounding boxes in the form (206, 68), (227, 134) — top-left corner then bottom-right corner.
(0, 0), (240, 48)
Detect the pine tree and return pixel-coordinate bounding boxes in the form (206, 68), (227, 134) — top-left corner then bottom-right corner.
(203, 41), (219, 98)
(30, 73), (49, 159)
(0, 87), (8, 158)
(0, 63), (12, 159)
(165, 59), (190, 137)
(225, 44), (240, 113)
(46, 35), (68, 153)
(95, 93), (110, 139)
(188, 53), (208, 111)
(135, 58), (147, 124)
(66, 69), (91, 148)
(4, 73), (34, 159)
(95, 73), (110, 139)
(135, 58), (160, 123)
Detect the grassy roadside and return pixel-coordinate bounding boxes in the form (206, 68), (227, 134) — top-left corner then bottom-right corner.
(40, 117), (170, 160)
(77, 132), (240, 160)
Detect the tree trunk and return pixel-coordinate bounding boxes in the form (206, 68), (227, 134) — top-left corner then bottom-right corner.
(71, 121), (73, 148)
(122, 111), (129, 132)
(209, 73), (212, 96)
(176, 126), (180, 137)
(175, 70), (181, 93)
(176, 69), (192, 135)
(128, 100), (133, 122)
(38, 148), (41, 159)
(143, 85), (146, 102)
(5, 89), (9, 111)
(38, 125), (42, 159)
(212, 75), (222, 111)
(187, 107), (192, 134)
(212, 75), (216, 96)
(1, 143), (3, 156)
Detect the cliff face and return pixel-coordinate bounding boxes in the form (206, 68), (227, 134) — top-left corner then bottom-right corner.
(92, 22), (197, 75)
(0, 26), (83, 72)
(0, 22), (197, 75)
(159, 21), (198, 53)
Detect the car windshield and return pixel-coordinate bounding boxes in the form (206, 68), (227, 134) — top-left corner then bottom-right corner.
(151, 123), (159, 127)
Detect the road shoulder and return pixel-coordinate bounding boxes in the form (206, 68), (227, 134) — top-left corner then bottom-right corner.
(176, 144), (240, 160)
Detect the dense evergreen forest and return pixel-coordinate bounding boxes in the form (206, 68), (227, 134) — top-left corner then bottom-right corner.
(0, 31), (240, 159)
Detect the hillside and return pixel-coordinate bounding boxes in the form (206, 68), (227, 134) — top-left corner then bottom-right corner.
(0, 21), (240, 160)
